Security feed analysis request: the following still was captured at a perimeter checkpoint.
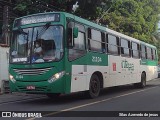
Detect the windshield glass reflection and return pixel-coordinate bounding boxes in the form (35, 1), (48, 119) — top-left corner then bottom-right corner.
(10, 25), (63, 63)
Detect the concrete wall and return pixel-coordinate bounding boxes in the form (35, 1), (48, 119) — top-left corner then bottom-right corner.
(0, 46), (9, 93)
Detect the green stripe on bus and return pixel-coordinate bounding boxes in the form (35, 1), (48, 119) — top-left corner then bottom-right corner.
(87, 52), (108, 66)
(140, 59), (158, 66)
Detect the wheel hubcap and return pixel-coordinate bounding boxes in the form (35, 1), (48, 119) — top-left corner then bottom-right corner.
(91, 79), (99, 94)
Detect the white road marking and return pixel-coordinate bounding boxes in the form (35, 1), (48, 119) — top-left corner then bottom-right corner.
(26, 86), (158, 120)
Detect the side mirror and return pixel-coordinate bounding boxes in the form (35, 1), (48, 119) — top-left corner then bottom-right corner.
(73, 27), (78, 38)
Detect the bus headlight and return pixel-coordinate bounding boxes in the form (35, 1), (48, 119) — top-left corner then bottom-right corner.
(9, 74), (16, 83)
(48, 71), (65, 83)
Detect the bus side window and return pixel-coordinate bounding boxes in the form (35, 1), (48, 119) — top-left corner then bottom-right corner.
(88, 28), (102, 52)
(67, 22), (74, 48)
(106, 34), (108, 53)
(152, 48), (156, 60)
(88, 28), (91, 50)
(132, 42), (140, 58)
(128, 41), (131, 57)
(138, 44), (140, 58)
(153, 49), (157, 60)
(68, 22), (86, 61)
(151, 48), (153, 60)
(121, 38), (130, 57)
(155, 49), (157, 60)
(108, 34), (119, 55)
(141, 44), (147, 59)
(147, 47), (152, 60)
(101, 32), (106, 53)
(117, 37), (120, 55)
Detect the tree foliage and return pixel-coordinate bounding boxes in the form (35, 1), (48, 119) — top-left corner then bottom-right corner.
(13, 0), (76, 16)
(13, 0), (160, 41)
(99, 0), (160, 44)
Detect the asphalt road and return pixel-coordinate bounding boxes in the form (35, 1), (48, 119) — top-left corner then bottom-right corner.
(1, 78), (160, 120)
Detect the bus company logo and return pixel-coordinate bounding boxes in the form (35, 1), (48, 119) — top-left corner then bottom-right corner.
(2, 112), (11, 117)
(1, 112), (42, 118)
(121, 59), (134, 71)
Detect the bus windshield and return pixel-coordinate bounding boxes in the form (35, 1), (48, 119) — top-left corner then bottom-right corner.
(10, 25), (63, 63)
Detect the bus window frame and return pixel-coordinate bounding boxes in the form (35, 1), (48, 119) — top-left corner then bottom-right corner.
(107, 33), (120, 56)
(131, 41), (140, 59)
(152, 48), (157, 60)
(101, 32), (106, 53)
(120, 38), (131, 57)
(87, 27), (106, 53)
(10, 24), (65, 64)
(146, 46), (152, 60)
(140, 44), (147, 60)
(67, 20), (87, 61)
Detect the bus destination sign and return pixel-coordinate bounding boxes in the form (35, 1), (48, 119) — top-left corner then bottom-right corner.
(14, 13), (60, 27)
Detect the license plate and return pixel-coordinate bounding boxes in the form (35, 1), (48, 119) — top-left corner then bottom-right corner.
(26, 86), (35, 90)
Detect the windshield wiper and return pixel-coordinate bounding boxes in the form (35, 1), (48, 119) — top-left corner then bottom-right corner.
(14, 27), (28, 35)
(36, 22), (51, 39)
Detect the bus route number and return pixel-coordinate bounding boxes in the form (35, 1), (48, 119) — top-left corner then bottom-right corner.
(92, 56), (102, 63)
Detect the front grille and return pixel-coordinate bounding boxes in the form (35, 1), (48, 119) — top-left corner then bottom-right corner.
(13, 67), (52, 76)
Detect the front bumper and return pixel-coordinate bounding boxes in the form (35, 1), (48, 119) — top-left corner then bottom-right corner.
(9, 77), (65, 94)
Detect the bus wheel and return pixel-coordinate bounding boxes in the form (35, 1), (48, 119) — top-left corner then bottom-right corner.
(86, 74), (100, 99)
(47, 93), (60, 99)
(134, 73), (146, 88)
(140, 73), (146, 88)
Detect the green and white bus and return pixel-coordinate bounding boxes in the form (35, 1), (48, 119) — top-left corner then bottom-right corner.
(9, 12), (158, 98)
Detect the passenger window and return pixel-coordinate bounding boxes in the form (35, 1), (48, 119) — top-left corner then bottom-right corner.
(152, 49), (156, 60)
(88, 28), (102, 52)
(108, 34), (119, 55)
(121, 39), (130, 57)
(141, 44), (147, 59)
(67, 22), (74, 48)
(68, 22), (86, 61)
(132, 42), (140, 58)
(101, 32), (106, 53)
(147, 47), (152, 60)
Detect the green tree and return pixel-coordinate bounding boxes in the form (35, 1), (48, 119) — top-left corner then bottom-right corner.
(13, 0), (77, 16)
(101, 0), (160, 44)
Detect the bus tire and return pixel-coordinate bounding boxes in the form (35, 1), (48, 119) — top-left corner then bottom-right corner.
(86, 74), (100, 99)
(135, 73), (146, 88)
(46, 93), (60, 99)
